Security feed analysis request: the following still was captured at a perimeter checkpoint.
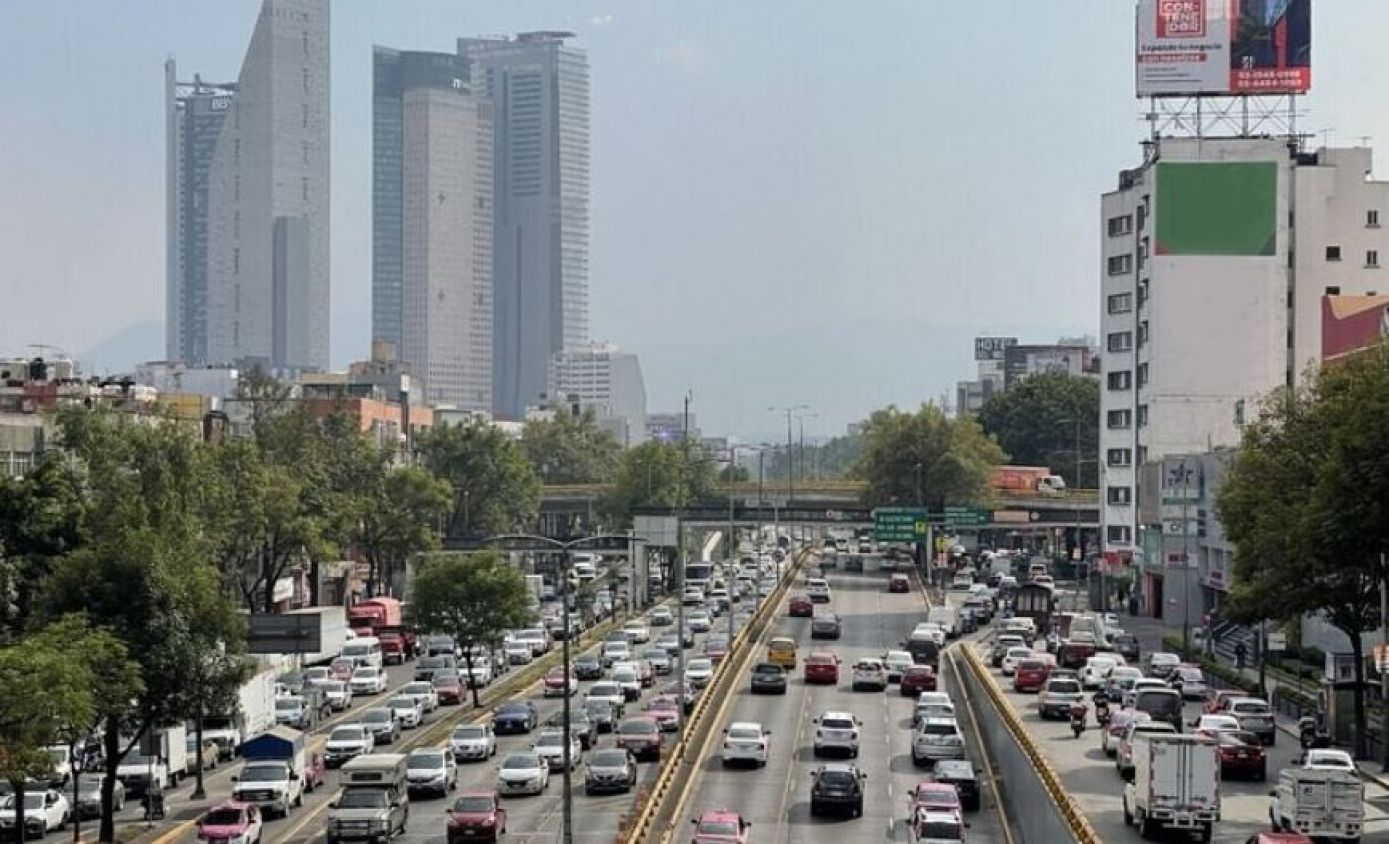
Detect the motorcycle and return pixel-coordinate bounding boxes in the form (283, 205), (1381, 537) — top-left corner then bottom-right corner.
(1069, 701), (1088, 738)
(1298, 714), (1332, 757)
(1092, 692), (1111, 727)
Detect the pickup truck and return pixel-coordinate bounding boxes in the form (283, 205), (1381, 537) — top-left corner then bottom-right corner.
(231, 728), (325, 818)
(1122, 733), (1220, 841)
(1270, 766), (1364, 841)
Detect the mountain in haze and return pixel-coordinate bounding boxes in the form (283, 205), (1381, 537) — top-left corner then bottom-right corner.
(78, 320), (165, 376)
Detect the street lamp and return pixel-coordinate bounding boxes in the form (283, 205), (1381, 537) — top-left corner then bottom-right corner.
(767, 405), (810, 504)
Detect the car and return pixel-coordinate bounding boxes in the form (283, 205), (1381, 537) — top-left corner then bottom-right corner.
(532, 729), (583, 773)
(349, 666), (388, 695)
(1116, 721), (1178, 777)
(446, 791), (507, 843)
(850, 658), (889, 691)
(909, 780), (962, 814)
(1001, 646), (1033, 676)
(1013, 658), (1053, 693)
(1112, 633), (1141, 661)
(542, 667), (578, 698)
(950, 575), (973, 591)
(1105, 667), (1145, 702)
(585, 682), (627, 720)
(649, 606), (674, 627)
(810, 611), (842, 640)
(930, 759), (981, 811)
(1303, 748), (1356, 771)
(788, 595), (814, 617)
(803, 652), (840, 685)
(426, 635), (459, 657)
(450, 724), (497, 763)
(1132, 686), (1185, 731)
(568, 653), (603, 680)
(690, 809), (752, 844)
(655, 632), (683, 657)
(910, 808), (966, 843)
(990, 635), (1026, 667)
(416, 654), (458, 681)
(1143, 651), (1182, 679)
(615, 716), (663, 762)
(1216, 730), (1267, 780)
(913, 717), (966, 766)
(812, 711), (861, 758)
(600, 639), (631, 667)
(641, 646), (673, 675)
(1080, 655), (1121, 690)
(433, 673), (465, 706)
(400, 680), (440, 712)
(749, 662), (788, 695)
(1102, 709), (1150, 756)
(1124, 677), (1172, 708)
(504, 642), (534, 665)
(1170, 664), (1207, 700)
(324, 725), (376, 768)
(406, 748), (458, 797)
(492, 700), (539, 735)
(495, 752), (548, 796)
(661, 679), (698, 715)
(705, 636), (731, 664)
(584, 749), (638, 795)
(808, 764), (867, 817)
(1223, 697), (1277, 745)
(889, 573), (911, 593)
(360, 707), (401, 745)
(622, 620), (651, 644)
(682, 587), (706, 606)
(73, 777), (124, 820)
(882, 650), (915, 683)
(318, 680), (353, 712)
(644, 695), (682, 732)
(0, 790), (69, 838)
(899, 664), (938, 697)
(685, 657), (715, 689)
(687, 611), (713, 633)
(187, 735), (221, 773)
(584, 698), (621, 735)
(721, 722), (771, 768)
(611, 664), (642, 701)
(1203, 688), (1246, 715)
(806, 579), (832, 603)
(914, 695), (957, 727)
(385, 695), (424, 729)
(1190, 714), (1241, 739)
(1038, 676), (1084, 719)
(195, 802), (262, 844)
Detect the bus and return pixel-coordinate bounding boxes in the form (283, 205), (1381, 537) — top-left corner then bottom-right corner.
(683, 562), (715, 591)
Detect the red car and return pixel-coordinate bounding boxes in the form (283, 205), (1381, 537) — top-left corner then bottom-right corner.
(789, 595), (814, 617)
(690, 809), (751, 844)
(1216, 730), (1267, 781)
(803, 652), (840, 684)
(328, 658), (355, 682)
(616, 716), (663, 762)
(643, 695), (682, 732)
(543, 667), (578, 697)
(908, 781), (961, 814)
(889, 574), (911, 593)
(446, 790), (507, 843)
(1013, 659), (1053, 693)
(900, 665), (938, 696)
(433, 674), (465, 705)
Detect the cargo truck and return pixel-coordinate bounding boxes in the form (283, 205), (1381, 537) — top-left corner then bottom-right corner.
(286, 606), (351, 666)
(115, 725), (187, 796)
(1122, 733), (1220, 842)
(231, 727), (325, 818)
(348, 597), (403, 637)
(200, 667), (277, 759)
(1269, 766), (1364, 841)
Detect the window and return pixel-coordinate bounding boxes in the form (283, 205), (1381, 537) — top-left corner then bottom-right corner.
(1369, 250), (1380, 268)
(1107, 254), (1133, 275)
(1107, 525), (1132, 543)
(1107, 371), (1132, 391)
(1107, 486), (1132, 505)
(1107, 448), (1132, 467)
(1137, 279), (1150, 307)
(1108, 215), (1133, 237)
(1137, 363), (1149, 388)
(1138, 320), (1149, 347)
(1137, 405), (1149, 427)
(1107, 331), (1133, 352)
(1138, 237), (1149, 269)
(1108, 293), (1133, 314)
(1107, 410), (1132, 430)
(1326, 245), (1342, 261)
(1369, 210), (1380, 228)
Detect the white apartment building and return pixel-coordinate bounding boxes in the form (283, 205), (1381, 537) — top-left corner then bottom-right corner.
(1100, 138), (1389, 559)
(548, 342), (647, 445)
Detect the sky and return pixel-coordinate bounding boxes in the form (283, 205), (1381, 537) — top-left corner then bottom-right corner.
(2, 1), (1388, 442)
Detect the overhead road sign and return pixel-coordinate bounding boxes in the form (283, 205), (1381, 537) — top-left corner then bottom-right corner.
(944, 507), (990, 527)
(874, 508), (927, 542)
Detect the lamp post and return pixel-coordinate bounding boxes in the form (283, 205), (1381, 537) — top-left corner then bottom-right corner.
(768, 405), (810, 504)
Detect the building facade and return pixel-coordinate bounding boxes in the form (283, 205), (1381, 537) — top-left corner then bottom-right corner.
(202, 0), (331, 372)
(400, 88), (495, 410)
(457, 32), (591, 418)
(547, 342), (646, 445)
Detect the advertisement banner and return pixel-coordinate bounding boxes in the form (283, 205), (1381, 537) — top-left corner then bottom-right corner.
(1137, 0), (1311, 97)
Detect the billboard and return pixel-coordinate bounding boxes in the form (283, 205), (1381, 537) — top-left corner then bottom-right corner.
(973, 336), (1017, 361)
(1322, 294), (1389, 361)
(1155, 162), (1277, 256)
(1136, 0), (1312, 97)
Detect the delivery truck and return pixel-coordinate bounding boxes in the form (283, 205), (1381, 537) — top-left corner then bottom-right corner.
(285, 606), (350, 666)
(231, 727), (325, 818)
(115, 725), (187, 796)
(1270, 766), (1364, 841)
(1122, 733), (1220, 842)
(347, 596), (403, 637)
(200, 667), (277, 759)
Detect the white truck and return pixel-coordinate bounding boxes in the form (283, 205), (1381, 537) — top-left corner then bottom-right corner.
(525, 575), (545, 610)
(1270, 767), (1365, 841)
(1122, 733), (1220, 842)
(286, 606), (351, 666)
(115, 725), (188, 796)
(927, 605), (960, 639)
(201, 667), (277, 760)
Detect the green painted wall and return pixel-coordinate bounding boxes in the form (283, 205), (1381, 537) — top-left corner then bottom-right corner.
(1155, 162), (1278, 256)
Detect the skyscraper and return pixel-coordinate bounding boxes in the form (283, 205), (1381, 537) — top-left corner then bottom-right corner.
(165, 64), (236, 364)
(196, 0), (330, 372)
(457, 32), (591, 418)
(400, 88), (495, 410)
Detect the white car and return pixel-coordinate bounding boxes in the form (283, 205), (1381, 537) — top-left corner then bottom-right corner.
(682, 587), (706, 606)
(687, 611), (712, 633)
(850, 658), (888, 692)
(1304, 749), (1356, 771)
(882, 650), (915, 683)
(324, 725), (375, 767)
(1170, 665), (1207, 700)
(399, 681), (439, 712)
(1192, 714), (1241, 736)
(532, 729), (583, 772)
(685, 658), (715, 688)
(913, 623), (947, 646)
(320, 680), (353, 710)
(913, 717), (966, 765)
(622, 620), (651, 644)
(601, 640), (631, 667)
(806, 579), (832, 602)
(450, 724), (497, 763)
(504, 642), (534, 665)
(611, 666), (642, 702)
(385, 696), (424, 729)
(405, 748), (458, 797)
(496, 752), (549, 795)
(0, 790), (70, 838)
(649, 606), (674, 626)
(812, 711), (861, 758)
(1080, 656), (1121, 690)
(721, 722), (771, 768)
(512, 629), (551, 656)
(349, 666), (388, 695)
(585, 683), (627, 718)
(1000, 647), (1033, 676)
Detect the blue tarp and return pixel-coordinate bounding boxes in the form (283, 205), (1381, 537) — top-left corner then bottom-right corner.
(239, 726), (304, 761)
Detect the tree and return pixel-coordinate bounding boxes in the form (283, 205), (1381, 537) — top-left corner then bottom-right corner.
(601, 441), (716, 527)
(519, 410), (622, 484)
(352, 466), (451, 598)
(409, 552), (535, 707)
(763, 431), (865, 482)
(0, 457), (86, 638)
(976, 371), (1100, 487)
(718, 464), (750, 484)
(416, 422), (542, 539)
(852, 404), (1005, 509)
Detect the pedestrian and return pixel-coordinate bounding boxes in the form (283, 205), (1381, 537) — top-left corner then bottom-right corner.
(1127, 593), (1138, 616)
(1235, 641), (1247, 671)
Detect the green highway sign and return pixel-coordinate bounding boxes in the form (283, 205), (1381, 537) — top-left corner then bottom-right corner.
(874, 508), (928, 542)
(944, 507), (990, 527)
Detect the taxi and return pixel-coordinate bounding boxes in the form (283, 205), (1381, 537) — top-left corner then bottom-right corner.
(766, 637), (797, 670)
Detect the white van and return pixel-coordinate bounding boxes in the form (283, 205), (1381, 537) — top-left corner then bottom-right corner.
(927, 605), (960, 639)
(339, 636), (383, 669)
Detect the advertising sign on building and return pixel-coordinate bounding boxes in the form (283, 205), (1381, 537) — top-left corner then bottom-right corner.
(1136, 0), (1312, 97)
(973, 336), (1017, 361)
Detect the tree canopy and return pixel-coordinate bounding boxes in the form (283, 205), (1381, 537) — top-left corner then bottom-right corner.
(976, 371), (1100, 487)
(852, 404), (1004, 509)
(519, 410), (622, 484)
(416, 421), (542, 539)
(602, 440), (716, 527)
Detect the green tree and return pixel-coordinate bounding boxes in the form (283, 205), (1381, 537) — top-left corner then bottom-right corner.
(976, 371), (1100, 487)
(0, 457), (86, 637)
(519, 410), (622, 484)
(409, 552), (535, 706)
(352, 466), (451, 598)
(763, 431), (864, 482)
(852, 404), (1005, 509)
(602, 441), (716, 527)
(416, 422), (542, 538)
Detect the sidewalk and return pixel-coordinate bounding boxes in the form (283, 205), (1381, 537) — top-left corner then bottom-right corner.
(1121, 611), (1389, 791)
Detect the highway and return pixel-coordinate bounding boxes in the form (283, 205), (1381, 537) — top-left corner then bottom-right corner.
(671, 560), (1008, 844)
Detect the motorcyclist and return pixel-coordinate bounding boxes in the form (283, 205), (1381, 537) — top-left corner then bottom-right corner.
(1092, 689), (1111, 726)
(1069, 700), (1088, 738)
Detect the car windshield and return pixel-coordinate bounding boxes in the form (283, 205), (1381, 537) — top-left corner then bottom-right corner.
(387, 698), (413, 709)
(203, 808), (244, 826)
(276, 698), (302, 710)
(410, 751), (444, 767)
(620, 720), (656, 735)
(921, 723), (958, 736)
(330, 728), (365, 741)
(918, 821), (963, 838)
(818, 770), (857, 787)
(591, 750), (628, 766)
(238, 765), (285, 782)
(591, 684), (620, 697)
(502, 756), (538, 770)
(363, 710), (391, 724)
(338, 789), (389, 809)
(728, 727), (762, 740)
(1136, 691), (1181, 716)
(1007, 648), (1032, 658)
(688, 659), (712, 671)
(322, 681), (345, 693)
(454, 727), (487, 740)
(497, 703), (529, 714)
(1233, 701), (1270, 714)
(754, 664), (782, 674)
(697, 820), (740, 835)
(451, 796), (495, 814)
(403, 683), (430, 694)
(821, 717), (854, 730)
(1048, 680), (1081, 694)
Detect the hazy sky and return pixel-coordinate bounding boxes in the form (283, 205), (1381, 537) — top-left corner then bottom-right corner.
(3, 1), (1387, 440)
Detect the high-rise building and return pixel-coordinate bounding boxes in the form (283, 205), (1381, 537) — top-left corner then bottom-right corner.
(548, 342), (646, 445)
(1099, 139), (1389, 562)
(195, 0), (330, 372)
(165, 67), (236, 364)
(400, 88), (495, 410)
(457, 32), (591, 418)
(371, 47), (473, 357)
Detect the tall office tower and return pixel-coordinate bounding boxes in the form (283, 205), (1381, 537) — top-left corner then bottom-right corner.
(201, 0), (330, 372)
(165, 64), (237, 364)
(371, 47), (473, 357)
(457, 32), (590, 418)
(400, 89), (495, 410)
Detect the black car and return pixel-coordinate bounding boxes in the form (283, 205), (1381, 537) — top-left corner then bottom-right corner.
(809, 764), (867, 817)
(584, 749), (638, 795)
(1112, 634), (1141, 661)
(573, 654), (604, 680)
(749, 663), (788, 695)
(547, 709), (598, 749)
(930, 760), (981, 811)
(492, 700), (539, 734)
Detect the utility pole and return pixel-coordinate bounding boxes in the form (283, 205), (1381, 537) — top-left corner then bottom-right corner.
(768, 405), (809, 505)
(1381, 553), (1389, 770)
(1180, 460), (1192, 653)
